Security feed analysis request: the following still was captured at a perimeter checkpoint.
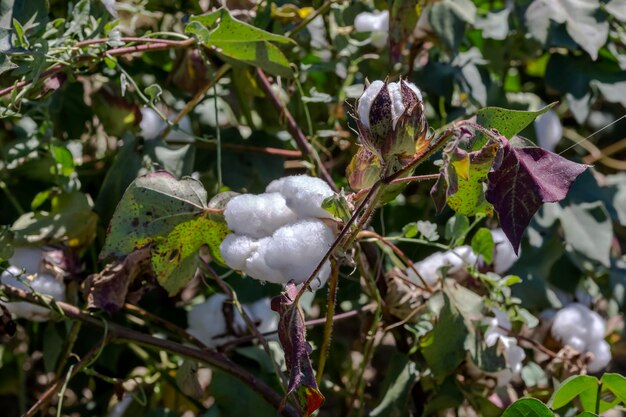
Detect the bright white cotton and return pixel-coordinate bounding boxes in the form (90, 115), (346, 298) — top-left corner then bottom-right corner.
(407, 245), (477, 287)
(482, 308), (526, 386)
(1, 269), (66, 320)
(220, 175), (337, 287)
(357, 80), (385, 130)
(187, 294), (278, 348)
(491, 228), (519, 274)
(266, 175), (335, 219)
(354, 10), (389, 49)
(551, 303), (611, 373)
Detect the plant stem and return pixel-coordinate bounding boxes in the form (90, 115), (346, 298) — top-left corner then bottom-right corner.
(285, 0), (333, 37)
(255, 68), (337, 191)
(0, 180), (25, 215)
(316, 260), (339, 384)
(2, 284), (302, 417)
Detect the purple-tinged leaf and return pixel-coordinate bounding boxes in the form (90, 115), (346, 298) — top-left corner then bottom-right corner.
(271, 282), (324, 416)
(486, 140), (587, 253)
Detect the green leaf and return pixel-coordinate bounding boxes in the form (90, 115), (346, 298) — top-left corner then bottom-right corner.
(560, 202), (612, 267)
(421, 294), (469, 382)
(101, 171), (228, 295)
(151, 216), (228, 294)
(187, 9), (294, 77)
(43, 323), (63, 373)
(444, 214), (470, 246)
(601, 373), (626, 404)
(144, 84), (162, 105)
(370, 353), (420, 417)
(471, 228), (494, 264)
(502, 398), (554, 417)
(0, 227), (14, 262)
(12, 192), (98, 248)
(549, 374), (599, 412)
(477, 102), (556, 140)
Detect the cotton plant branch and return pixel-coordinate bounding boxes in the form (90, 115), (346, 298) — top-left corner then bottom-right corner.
(0, 284), (302, 417)
(255, 68), (338, 191)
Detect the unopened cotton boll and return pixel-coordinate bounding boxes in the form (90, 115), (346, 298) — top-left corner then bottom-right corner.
(266, 175), (335, 219)
(1, 266), (66, 321)
(224, 192), (297, 239)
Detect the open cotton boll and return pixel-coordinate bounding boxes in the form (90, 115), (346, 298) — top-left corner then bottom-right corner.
(9, 247), (43, 274)
(587, 340), (611, 373)
(407, 245), (477, 286)
(551, 303), (606, 349)
(483, 308), (512, 346)
(480, 309), (526, 387)
(247, 298), (278, 335)
(534, 108), (562, 152)
(266, 175), (335, 219)
(139, 107), (193, 142)
(220, 234), (258, 272)
(265, 219), (335, 283)
(244, 237), (287, 284)
(224, 193), (297, 239)
(1, 267), (66, 321)
(187, 294), (249, 347)
(491, 228), (519, 274)
(354, 10), (389, 49)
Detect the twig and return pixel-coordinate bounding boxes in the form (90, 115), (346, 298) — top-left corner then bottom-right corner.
(1, 284), (301, 417)
(24, 337), (108, 417)
(255, 68), (337, 191)
(316, 260), (339, 383)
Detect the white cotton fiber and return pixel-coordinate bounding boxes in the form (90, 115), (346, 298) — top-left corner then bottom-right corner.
(551, 303), (611, 373)
(265, 219), (335, 283)
(357, 80), (385, 129)
(387, 81), (405, 129)
(266, 175), (335, 219)
(587, 340), (611, 373)
(491, 228), (519, 274)
(481, 308), (526, 387)
(245, 237), (286, 284)
(407, 245), (477, 286)
(10, 247), (43, 274)
(354, 11), (389, 49)
(1, 267), (66, 321)
(220, 234), (258, 271)
(247, 298), (278, 335)
(224, 192), (297, 238)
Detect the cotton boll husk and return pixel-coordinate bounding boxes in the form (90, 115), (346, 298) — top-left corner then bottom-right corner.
(220, 234), (258, 271)
(224, 193), (297, 239)
(265, 219), (335, 283)
(587, 340), (611, 373)
(244, 237), (287, 284)
(9, 247), (43, 274)
(266, 175), (335, 219)
(0, 268), (66, 321)
(491, 228), (519, 274)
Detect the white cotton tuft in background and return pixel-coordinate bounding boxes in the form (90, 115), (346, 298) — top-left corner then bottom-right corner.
(406, 245), (477, 287)
(354, 10), (389, 49)
(491, 228), (519, 274)
(482, 308), (526, 387)
(187, 294), (277, 347)
(551, 303), (611, 373)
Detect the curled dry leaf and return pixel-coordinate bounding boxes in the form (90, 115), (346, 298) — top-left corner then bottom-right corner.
(271, 282), (324, 416)
(82, 248), (153, 313)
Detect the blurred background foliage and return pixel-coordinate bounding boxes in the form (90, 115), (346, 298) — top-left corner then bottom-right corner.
(0, 0), (625, 416)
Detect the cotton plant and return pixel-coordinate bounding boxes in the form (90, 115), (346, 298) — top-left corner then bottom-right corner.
(187, 293), (278, 348)
(220, 175), (337, 289)
(406, 228), (519, 287)
(0, 247), (66, 321)
(481, 309), (526, 386)
(139, 107), (193, 142)
(550, 303), (611, 373)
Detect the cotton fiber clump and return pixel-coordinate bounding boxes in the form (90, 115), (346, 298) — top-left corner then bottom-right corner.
(482, 309), (526, 386)
(405, 229), (519, 287)
(353, 8), (430, 49)
(220, 175), (336, 289)
(187, 294), (278, 347)
(0, 247), (66, 321)
(551, 303), (611, 373)
(406, 246), (477, 287)
(139, 107), (193, 142)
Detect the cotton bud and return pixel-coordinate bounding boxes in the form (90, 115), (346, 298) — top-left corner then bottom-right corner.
(356, 79), (427, 162)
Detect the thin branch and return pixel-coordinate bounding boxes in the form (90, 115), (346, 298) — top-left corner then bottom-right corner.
(316, 260), (339, 383)
(255, 68), (337, 191)
(1, 284), (301, 417)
